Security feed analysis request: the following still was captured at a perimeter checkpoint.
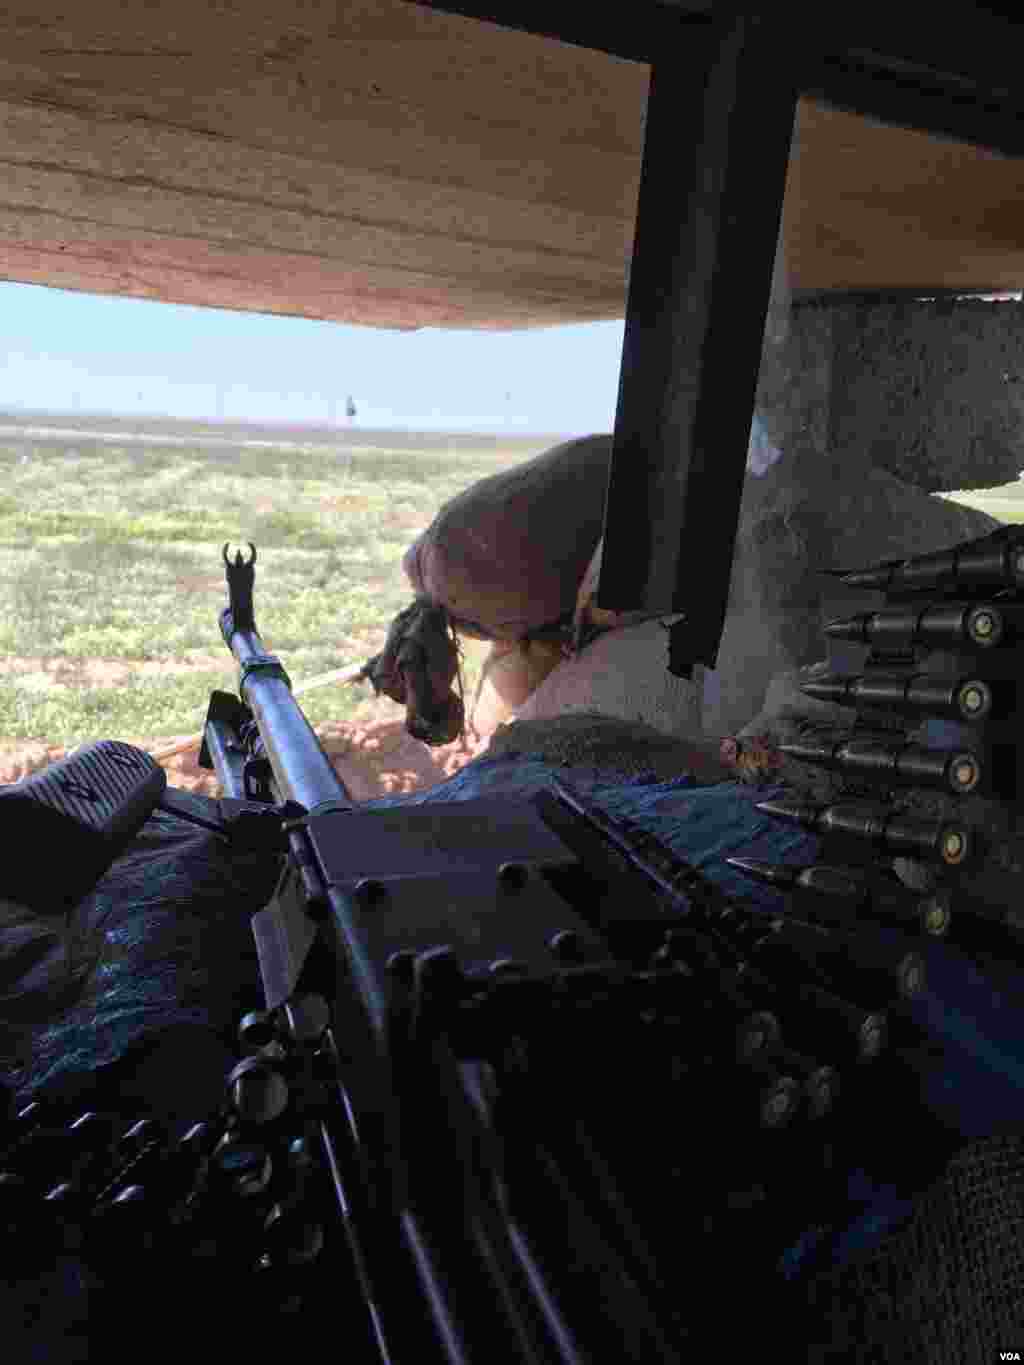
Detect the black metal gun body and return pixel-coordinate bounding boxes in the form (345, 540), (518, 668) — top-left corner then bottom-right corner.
(192, 544), (708, 1362)
(11, 534), (1022, 1359)
(182, 545), (943, 1358)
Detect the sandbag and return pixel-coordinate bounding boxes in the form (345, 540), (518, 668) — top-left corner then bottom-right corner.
(403, 434), (611, 641)
(466, 638), (565, 736)
(701, 456), (1004, 738)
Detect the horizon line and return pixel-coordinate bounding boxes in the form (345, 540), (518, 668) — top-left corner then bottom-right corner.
(0, 405), (580, 440)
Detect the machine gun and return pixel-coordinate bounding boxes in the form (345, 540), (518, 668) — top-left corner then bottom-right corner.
(2, 533), (1022, 1359)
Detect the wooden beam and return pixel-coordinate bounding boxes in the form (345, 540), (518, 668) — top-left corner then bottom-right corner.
(0, 0), (648, 329)
(801, 5), (1024, 135)
(804, 51), (1024, 164)
(783, 100), (1024, 298)
(597, 14), (797, 679)
(418, 3), (1024, 125)
(411, 1), (705, 65)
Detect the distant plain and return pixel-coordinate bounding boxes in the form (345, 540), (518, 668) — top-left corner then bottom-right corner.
(0, 416), (553, 751)
(0, 412), (1019, 752)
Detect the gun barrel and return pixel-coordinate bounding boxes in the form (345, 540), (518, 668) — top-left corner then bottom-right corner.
(217, 544), (353, 812)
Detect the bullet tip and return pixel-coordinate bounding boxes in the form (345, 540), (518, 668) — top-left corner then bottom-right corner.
(754, 800), (807, 819)
(776, 743), (822, 760)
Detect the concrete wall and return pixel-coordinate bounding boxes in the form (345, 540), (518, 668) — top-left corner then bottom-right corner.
(516, 288), (1018, 743)
(699, 292), (1010, 738)
(805, 296), (1024, 493)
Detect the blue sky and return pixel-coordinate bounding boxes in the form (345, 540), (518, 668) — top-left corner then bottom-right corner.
(0, 282), (626, 435)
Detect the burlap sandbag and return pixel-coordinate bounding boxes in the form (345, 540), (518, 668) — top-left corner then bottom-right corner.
(402, 434), (611, 641)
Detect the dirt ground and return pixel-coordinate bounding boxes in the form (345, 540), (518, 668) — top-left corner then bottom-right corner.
(0, 653), (753, 797)
(0, 690), (493, 801)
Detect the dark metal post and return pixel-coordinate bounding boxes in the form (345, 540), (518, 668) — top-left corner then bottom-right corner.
(598, 15), (798, 679)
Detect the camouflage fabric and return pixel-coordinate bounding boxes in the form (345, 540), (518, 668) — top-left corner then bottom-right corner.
(357, 597), (467, 745)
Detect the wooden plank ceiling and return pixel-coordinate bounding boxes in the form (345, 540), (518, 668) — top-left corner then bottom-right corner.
(1, 0), (1023, 330)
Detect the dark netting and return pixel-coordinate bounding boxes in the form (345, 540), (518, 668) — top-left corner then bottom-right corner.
(4, 762), (1024, 1359)
(799, 1133), (1024, 1361)
(2, 796), (284, 1115)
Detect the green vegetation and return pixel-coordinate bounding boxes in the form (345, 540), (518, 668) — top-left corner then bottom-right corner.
(0, 433), (546, 747)
(0, 429), (1019, 752)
